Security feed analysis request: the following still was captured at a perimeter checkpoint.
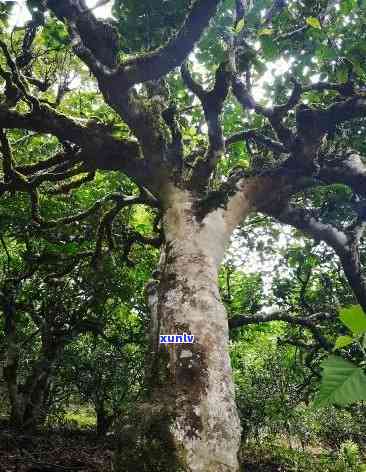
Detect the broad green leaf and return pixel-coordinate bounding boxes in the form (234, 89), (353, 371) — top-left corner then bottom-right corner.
(339, 305), (366, 335)
(235, 18), (245, 33)
(334, 335), (353, 350)
(258, 28), (272, 36)
(306, 17), (321, 29)
(314, 355), (366, 407)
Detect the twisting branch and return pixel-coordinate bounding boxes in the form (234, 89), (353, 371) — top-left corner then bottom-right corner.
(231, 74), (295, 149)
(303, 81), (355, 97)
(229, 310), (331, 350)
(181, 61), (231, 187)
(48, 0), (221, 89)
(91, 191), (161, 268)
(0, 104), (152, 186)
(0, 129), (14, 182)
(117, 0), (222, 88)
(15, 147), (81, 176)
(16, 2), (46, 69)
(226, 129), (287, 154)
(270, 204), (349, 255)
(47, 0), (119, 70)
(266, 202), (366, 313)
(273, 78), (302, 117)
(47, 172), (96, 195)
(30, 189), (159, 229)
(319, 152), (366, 198)
(0, 39), (39, 111)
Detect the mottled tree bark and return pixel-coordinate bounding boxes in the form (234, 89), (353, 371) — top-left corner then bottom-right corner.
(115, 185), (263, 471)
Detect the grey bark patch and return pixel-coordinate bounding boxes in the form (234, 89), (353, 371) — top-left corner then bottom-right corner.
(180, 350), (192, 358)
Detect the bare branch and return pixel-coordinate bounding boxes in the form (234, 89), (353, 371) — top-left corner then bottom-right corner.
(231, 74), (295, 148)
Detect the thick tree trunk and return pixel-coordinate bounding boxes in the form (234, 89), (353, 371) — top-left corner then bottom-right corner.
(116, 188), (246, 472)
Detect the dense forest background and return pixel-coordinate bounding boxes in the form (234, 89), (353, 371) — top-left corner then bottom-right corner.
(1, 0), (366, 470)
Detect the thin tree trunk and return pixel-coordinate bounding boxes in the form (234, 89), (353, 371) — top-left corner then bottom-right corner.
(116, 189), (242, 472)
(96, 402), (114, 436)
(20, 341), (63, 429)
(6, 341), (62, 429)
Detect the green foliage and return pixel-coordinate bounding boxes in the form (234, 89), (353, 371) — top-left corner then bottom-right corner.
(41, 19), (70, 50)
(340, 306), (366, 336)
(306, 17), (322, 29)
(335, 335), (354, 350)
(315, 305), (366, 407)
(235, 18), (245, 34)
(219, 266), (263, 317)
(315, 356), (366, 407)
(113, 0), (190, 53)
(241, 441), (366, 472)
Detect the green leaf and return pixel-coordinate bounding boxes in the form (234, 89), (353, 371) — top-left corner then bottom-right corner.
(339, 305), (366, 335)
(306, 17), (321, 29)
(258, 28), (272, 36)
(235, 18), (245, 33)
(314, 355), (366, 407)
(260, 36), (277, 60)
(334, 335), (354, 350)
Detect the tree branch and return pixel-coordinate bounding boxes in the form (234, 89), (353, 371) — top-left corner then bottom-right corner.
(117, 0), (222, 87)
(229, 310), (331, 350)
(181, 61), (231, 188)
(226, 129), (287, 154)
(48, 0), (222, 89)
(319, 152), (366, 198)
(266, 202), (366, 313)
(0, 104), (153, 187)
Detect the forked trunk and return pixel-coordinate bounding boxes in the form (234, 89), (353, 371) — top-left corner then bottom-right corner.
(116, 188), (251, 472)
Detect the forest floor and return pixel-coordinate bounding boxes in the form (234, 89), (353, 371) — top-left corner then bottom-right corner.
(0, 426), (114, 472)
(0, 424), (363, 472)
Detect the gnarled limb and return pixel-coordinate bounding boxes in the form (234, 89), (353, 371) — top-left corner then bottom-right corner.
(320, 152), (366, 197)
(181, 61), (231, 188)
(0, 104), (153, 185)
(267, 203), (366, 313)
(48, 0), (221, 89)
(229, 310), (332, 351)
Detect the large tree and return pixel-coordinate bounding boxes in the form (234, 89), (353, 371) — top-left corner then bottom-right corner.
(1, 0), (366, 470)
